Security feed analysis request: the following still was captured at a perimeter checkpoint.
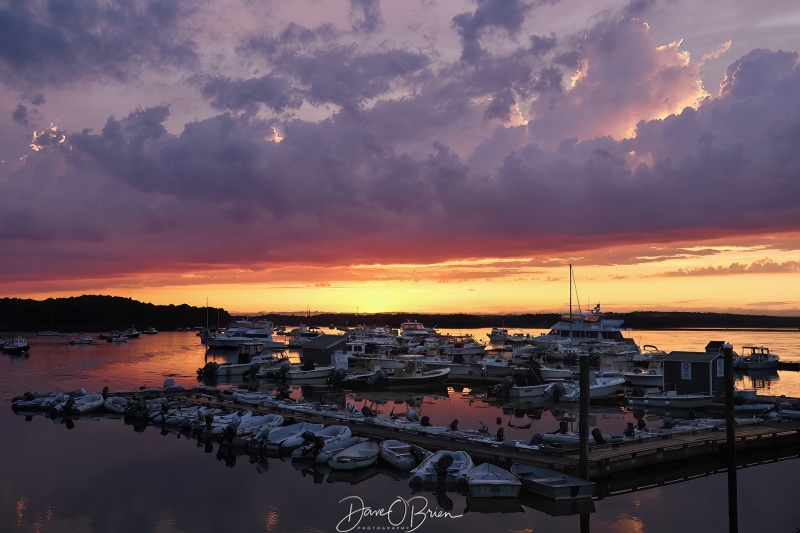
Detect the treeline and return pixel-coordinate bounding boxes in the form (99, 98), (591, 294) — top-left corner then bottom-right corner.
(0, 296), (797, 333)
(0, 295), (231, 333)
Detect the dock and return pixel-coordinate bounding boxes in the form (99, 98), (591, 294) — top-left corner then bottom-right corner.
(188, 392), (800, 495)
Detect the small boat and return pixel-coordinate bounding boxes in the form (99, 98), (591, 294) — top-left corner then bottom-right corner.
(327, 440), (380, 471)
(37, 330), (62, 337)
(314, 437), (372, 463)
(510, 463), (594, 500)
(466, 463), (522, 498)
(68, 335), (96, 345)
(487, 327), (509, 342)
(379, 439), (431, 471)
(410, 450), (474, 487)
(287, 363), (336, 381)
(383, 357), (450, 388)
(558, 376), (626, 402)
(106, 335), (129, 343)
(103, 396), (130, 414)
(53, 393), (106, 415)
(262, 422), (325, 451)
(627, 390), (714, 409)
(734, 346), (780, 370)
(2, 337), (30, 354)
(623, 359), (664, 387)
(142, 327), (159, 335)
(11, 388), (87, 412)
(281, 424), (352, 450)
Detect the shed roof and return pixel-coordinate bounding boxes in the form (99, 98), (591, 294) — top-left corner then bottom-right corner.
(666, 351), (723, 363)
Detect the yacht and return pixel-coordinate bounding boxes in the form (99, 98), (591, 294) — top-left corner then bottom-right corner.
(532, 304), (640, 357)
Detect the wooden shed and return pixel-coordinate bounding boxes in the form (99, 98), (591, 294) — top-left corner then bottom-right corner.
(663, 351), (726, 396)
(300, 334), (348, 365)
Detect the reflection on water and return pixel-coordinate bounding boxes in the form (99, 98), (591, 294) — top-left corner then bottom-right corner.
(1, 330), (799, 532)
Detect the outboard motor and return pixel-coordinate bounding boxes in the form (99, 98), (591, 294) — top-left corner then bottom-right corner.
(496, 427), (505, 442)
(449, 419), (459, 431)
(501, 375), (514, 391)
(543, 382), (565, 403)
(434, 453), (454, 478)
(301, 431), (316, 443)
(623, 422), (635, 438)
(368, 369), (387, 389)
(591, 427), (606, 444)
(360, 405), (374, 418)
(419, 415), (431, 427)
(300, 359), (315, 371)
(329, 368), (347, 387)
(631, 386), (646, 398)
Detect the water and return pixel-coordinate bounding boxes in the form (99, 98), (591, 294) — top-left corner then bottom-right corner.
(1, 328), (798, 532)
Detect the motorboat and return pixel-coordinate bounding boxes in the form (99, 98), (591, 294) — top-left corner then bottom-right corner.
(487, 327), (509, 342)
(466, 463), (522, 498)
(469, 353), (513, 378)
(379, 439), (431, 471)
(327, 440), (381, 471)
(103, 396), (130, 414)
(734, 346), (780, 370)
(627, 390), (714, 409)
(623, 359), (665, 388)
(383, 356), (450, 388)
(142, 327), (159, 335)
(532, 303), (640, 358)
(106, 335), (129, 343)
(287, 363), (336, 381)
(2, 337), (30, 354)
(68, 335), (97, 345)
(53, 393), (106, 416)
(510, 464), (594, 500)
(293, 436), (372, 463)
(410, 449), (474, 487)
(37, 330), (61, 337)
(281, 424), (352, 451)
(262, 422), (325, 451)
(558, 376), (626, 402)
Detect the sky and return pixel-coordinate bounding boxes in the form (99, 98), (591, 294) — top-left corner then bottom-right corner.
(1, 0), (799, 316)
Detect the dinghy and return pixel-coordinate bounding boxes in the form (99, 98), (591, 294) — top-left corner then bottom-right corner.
(327, 440), (380, 471)
(262, 422), (325, 451)
(379, 439), (431, 471)
(53, 393), (105, 415)
(103, 395), (130, 414)
(280, 424), (352, 450)
(466, 463), (521, 498)
(510, 463), (594, 501)
(410, 450), (474, 488)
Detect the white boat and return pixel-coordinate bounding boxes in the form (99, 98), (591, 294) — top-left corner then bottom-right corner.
(469, 353), (513, 378)
(103, 396), (130, 414)
(734, 346), (780, 370)
(298, 436), (372, 463)
(142, 327), (159, 335)
(379, 439), (431, 471)
(287, 364), (336, 381)
(12, 388), (87, 412)
(627, 390), (714, 409)
(623, 359), (665, 388)
(508, 382), (552, 400)
(54, 393), (105, 415)
(327, 440), (380, 470)
(383, 356), (450, 388)
(37, 330), (61, 337)
(466, 463), (522, 498)
(68, 335), (96, 345)
(263, 422), (325, 450)
(558, 376), (626, 402)
(510, 464), (594, 500)
(487, 327), (509, 342)
(282, 424), (352, 451)
(410, 450), (474, 487)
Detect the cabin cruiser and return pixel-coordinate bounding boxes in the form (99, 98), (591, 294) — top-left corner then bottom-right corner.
(531, 304), (640, 358)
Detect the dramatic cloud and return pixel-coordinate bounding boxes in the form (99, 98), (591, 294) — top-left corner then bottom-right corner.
(0, 0), (798, 311)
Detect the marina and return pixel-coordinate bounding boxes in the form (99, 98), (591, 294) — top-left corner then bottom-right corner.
(2, 327), (799, 532)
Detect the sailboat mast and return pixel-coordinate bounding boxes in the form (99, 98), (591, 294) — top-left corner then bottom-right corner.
(569, 264), (573, 340)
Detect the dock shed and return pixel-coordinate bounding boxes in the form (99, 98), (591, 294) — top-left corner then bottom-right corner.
(664, 351), (726, 395)
(299, 334), (348, 365)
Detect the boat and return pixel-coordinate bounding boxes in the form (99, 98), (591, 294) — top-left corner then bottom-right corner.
(466, 463), (522, 498)
(106, 335), (128, 343)
(399, 320), (437, 340)
(558, 376), (626, 402)
(383, 356), (450, 388)
(410, 449), (474, 487)
(508, 382), (552, 400)
(378, 439), (432, 471)
(262, 422), (325, 451)
(623, 359), (665, 387)
(37, 330), (62, 337)
(53, 393), (106, 415)
(103, 395), (130, 414)
(68, 335), (97, 345)
(327, 440), (381, 471)
(282, 424), (352, 451)
(2, 337), (30, 354)
(142, 327), (159, 335)
(510, 463), (594, 500)
(287, 363), (336, 381)
(627, 390), (714, 409)
(734, 346), (780, 370)
(487, 327), (509, 342)
(469, 353), (513, 378)
(12, 388), (87, 412)
(300, 436), (372, 463)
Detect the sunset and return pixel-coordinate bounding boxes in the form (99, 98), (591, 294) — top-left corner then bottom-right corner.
(1, 1), (799, 317)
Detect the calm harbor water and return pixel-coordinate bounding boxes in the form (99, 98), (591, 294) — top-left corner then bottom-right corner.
(1, 328), (798, 533)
